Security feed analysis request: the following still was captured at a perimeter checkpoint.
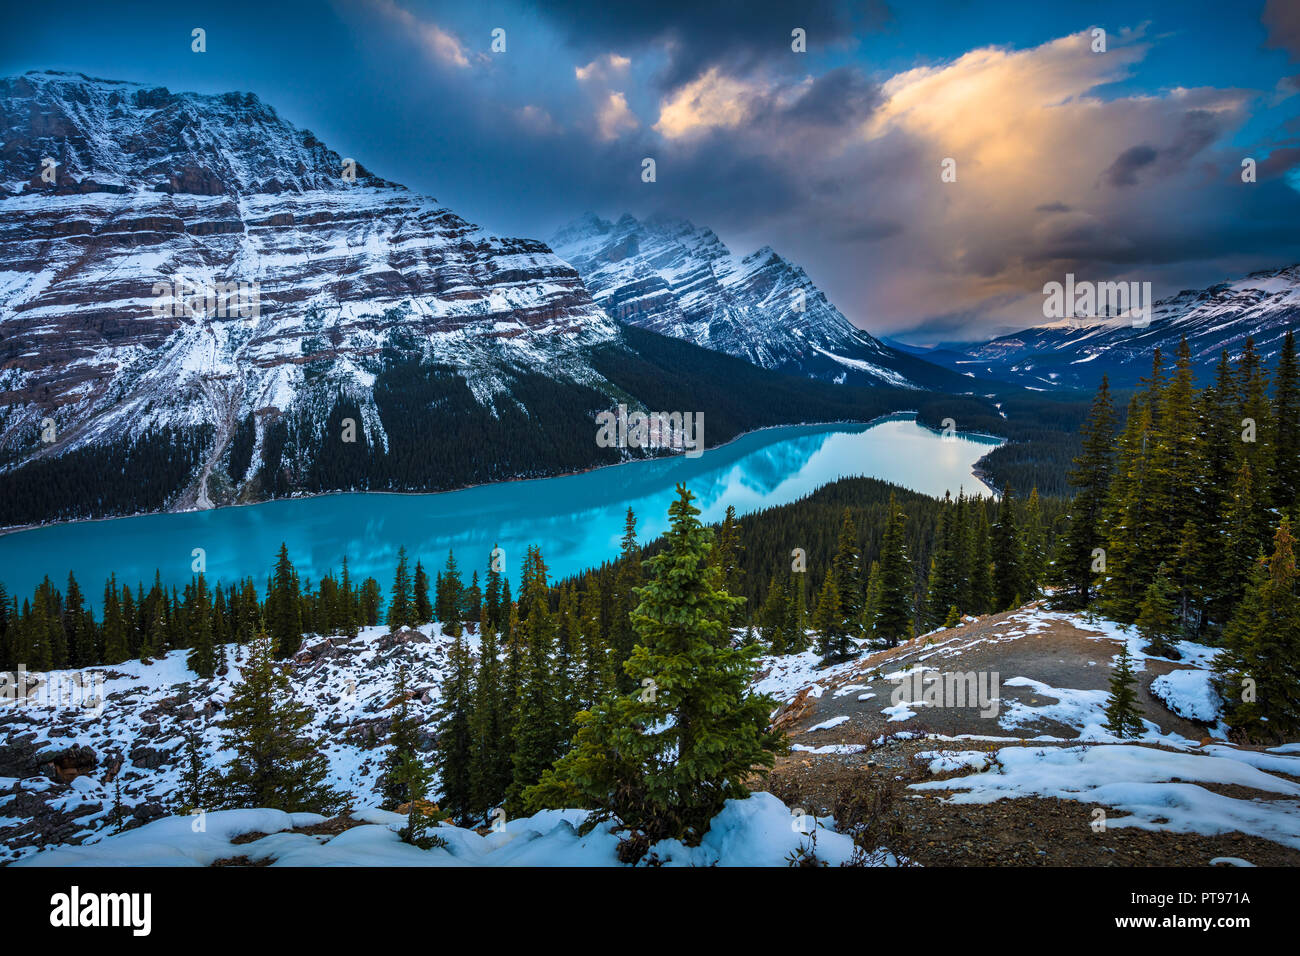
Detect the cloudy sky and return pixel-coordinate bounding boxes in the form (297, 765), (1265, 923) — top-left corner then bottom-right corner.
(4, 0), (1300, 343)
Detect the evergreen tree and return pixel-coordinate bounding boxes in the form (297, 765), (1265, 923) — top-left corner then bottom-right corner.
(436, 550), (463, 635)
(470, 607), (511, 814)
(433, 631), (475, 823)
(388, 546), (413, 629)
(173, 723), (213, 814)
(813, 571), (852, 663)
(413, 560), (433, 625)
(1020, 486), (1046, 597)
(185, 574), (217, 678)
(525, 485), (781, 848)
(381, 665), (423, 809)
(1272, 330), (1300, 513)
(1135, 562), (1180, 659)
(610, 507), (643, 689)
(1214, 517), (1300, 741)
(873, 495), (914, 647)
(505, 547), (562, 814)
(1056, 376), (1117, 607)
(267, 544), (302, 657)
(991, 484), (1024, 611)
(215, 632), (342, 813)
(831, 509), (862, 632)
(1104, 645), (1143, 739)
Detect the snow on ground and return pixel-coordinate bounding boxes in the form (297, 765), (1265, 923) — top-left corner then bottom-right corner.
(15, 792), (869, 867)
(911, 744), (1300, 850)
(1150, 669), (1222, 724)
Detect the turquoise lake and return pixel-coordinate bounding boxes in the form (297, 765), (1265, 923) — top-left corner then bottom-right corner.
(0, 414), (1001, 600)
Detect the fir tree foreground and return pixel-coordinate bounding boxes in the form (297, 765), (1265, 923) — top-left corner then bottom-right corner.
(524, 484), (782, 854)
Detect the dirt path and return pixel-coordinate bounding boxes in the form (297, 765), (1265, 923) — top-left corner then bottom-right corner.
(758, 604), (1300, 866)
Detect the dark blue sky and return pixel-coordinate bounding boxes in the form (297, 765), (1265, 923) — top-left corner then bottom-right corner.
(4, 0), (1299, 340)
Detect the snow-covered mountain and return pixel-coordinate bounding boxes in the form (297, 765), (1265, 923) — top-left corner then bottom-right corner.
(550, 213), (976, 392)
(0, 72), (620, 509)
(929, 265), (1300, 390)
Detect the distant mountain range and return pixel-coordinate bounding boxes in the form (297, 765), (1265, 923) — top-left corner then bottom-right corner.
(550, 213), (982, 393)
(907, 266), (1300, 390)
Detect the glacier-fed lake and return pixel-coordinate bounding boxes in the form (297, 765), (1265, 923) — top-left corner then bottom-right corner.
(0, 414), (1001, 601)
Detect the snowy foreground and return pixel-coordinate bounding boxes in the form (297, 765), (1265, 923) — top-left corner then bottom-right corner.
(14, 794), (862, 867)
(4, 606), (1300, 866)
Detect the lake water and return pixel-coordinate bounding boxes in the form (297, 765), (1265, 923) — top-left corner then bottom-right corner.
(0, 414), (1001, 601)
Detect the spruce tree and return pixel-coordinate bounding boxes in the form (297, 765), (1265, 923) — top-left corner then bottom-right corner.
(873, 495), (914, 647)
(1104, 645), (1143, 739)
(413, 560), (433, 625)
(1056, 377), (1116, 608)
(991, 484), (1024, 611)
(470, 607), (511, 814)
(388, 546), (413, 629)
(831, 509), (862, 632)
(813, 571), (852, 663)
(610, 507), (643, 689)
(267, 544), (302, 657)
(1135, 562), (1180, 659)
(1214, 517), (1300, 741)
(381, 665), (423, 809)
(433, 631), (475, 823)
(1272, 330), (1300, 513)
(524, 485), (781, 847)
(185, 574), (217, 678)
(505, 547), (562, 814)
(215, 632), (342, 813)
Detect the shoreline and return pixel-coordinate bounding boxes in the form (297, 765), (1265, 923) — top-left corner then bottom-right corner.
(0, 411), (1005, 539)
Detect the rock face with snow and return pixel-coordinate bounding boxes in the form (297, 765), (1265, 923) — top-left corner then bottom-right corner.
(0, 71), (616, 510)
(550, 213), (973, 391)
(936, 265), (1300, 389)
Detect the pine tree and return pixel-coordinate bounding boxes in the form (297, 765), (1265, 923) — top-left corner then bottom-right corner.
(388, 546), (413, 629)
(831, 509), (862, 632)
(267, 544), (302, 657)
(813, 571), (852, 663)
(1135, 562), (1180, 659)
(433, 631), (475, 823)
(1272, 329), (1300, 513)
(505, 546), (562, 814)
(185, 575), (217, 678)
(925, 495), (961, 627)
(381, 665), (423, 809)
(991, 484), (1024, 611)
(102, 575), (128, 665)
(758, 574), (788, 653)
(1104, 645), (1143, 739)
(1019, 487), (1046, 598)
(1056, 376), (1116, 608)
(413, 560), (433, 625)
(524, 485), (781, 848)
(173, 723), (213, 814)
(470, 607), (511, 814)
(610, 507), (643, 689)
(215, 632), (342, 813)
(873, 495), (914, 647)
(390, 752), (442, 848)
(714, 505), (744, 627)
(436, 550), (463, 636)
(1214, 517), (1300, 741)
(784, 569), (808, 652)
(967, 502), (994, 616)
